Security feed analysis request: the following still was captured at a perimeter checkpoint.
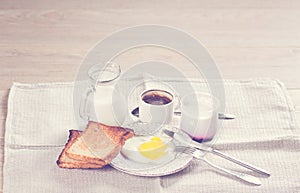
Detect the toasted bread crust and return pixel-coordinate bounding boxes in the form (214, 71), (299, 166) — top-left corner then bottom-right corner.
(66, 122), (134, 163)
(65, 139), (107, 165)
(57, 161), (103, 169)
(57, 130), (81, 166)
(65, 122), (111, 165)
(57, 121), (134, 169)
(100, 123), (135, 146)
(57, 130), (106, 169)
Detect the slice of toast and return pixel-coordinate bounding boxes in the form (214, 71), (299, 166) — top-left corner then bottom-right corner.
(57, 130), (104, 169)
(57, 121), (134, 169)
(66, 122), (134, 166)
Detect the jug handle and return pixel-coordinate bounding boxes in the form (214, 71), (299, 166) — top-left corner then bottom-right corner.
(79, 86), (94, 120)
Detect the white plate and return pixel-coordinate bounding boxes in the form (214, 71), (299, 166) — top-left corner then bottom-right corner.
(110, 124), (193, 177)
(110, 153), (192, 177)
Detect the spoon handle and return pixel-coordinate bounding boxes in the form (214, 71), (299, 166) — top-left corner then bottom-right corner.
(132, 107), (235, 120)
(175, 112), (235, 119)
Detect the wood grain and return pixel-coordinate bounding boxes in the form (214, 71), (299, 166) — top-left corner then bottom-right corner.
(0, 0), (300, 192)
(1, 0), (300, 10)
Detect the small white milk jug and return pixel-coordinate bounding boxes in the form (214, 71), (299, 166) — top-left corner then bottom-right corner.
(80, 62), (125, 126)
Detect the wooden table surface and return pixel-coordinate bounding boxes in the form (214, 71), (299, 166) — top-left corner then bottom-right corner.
(1, 0), (300, 191)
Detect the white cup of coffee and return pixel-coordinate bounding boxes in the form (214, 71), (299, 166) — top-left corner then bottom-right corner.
(180, 92), (220, 142)
(139, 89), (175, 124)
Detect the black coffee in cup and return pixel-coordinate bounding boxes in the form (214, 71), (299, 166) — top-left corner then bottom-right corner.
(139, 89), (175, 124)
(142, 90), (173, 105)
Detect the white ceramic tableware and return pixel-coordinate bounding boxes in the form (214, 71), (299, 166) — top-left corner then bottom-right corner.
(180, 92), (220, 141)
(139, 89), (175, 124)
(80, 62), (126, 126)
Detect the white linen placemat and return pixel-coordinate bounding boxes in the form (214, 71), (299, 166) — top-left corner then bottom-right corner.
(4, 79), (300, 193)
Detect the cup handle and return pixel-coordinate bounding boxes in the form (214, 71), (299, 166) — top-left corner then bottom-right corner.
(79, 86), (94, 120)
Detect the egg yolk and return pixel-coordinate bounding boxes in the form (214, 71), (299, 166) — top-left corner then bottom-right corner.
(138, 136), (167, 160)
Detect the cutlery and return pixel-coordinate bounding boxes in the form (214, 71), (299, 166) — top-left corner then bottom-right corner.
(164, 129), (271, 177)
(131, 107), (235, 120)
(175, 146), (262, 186)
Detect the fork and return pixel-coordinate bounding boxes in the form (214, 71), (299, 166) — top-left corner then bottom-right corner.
(175, 146), (262, 186)
(163, 129), (270, 177)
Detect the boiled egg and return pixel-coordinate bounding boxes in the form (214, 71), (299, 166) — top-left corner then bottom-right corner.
(121, 135), (174, 164)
